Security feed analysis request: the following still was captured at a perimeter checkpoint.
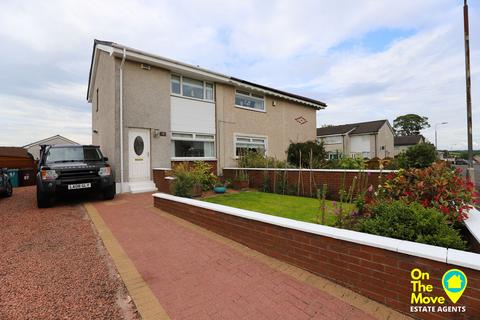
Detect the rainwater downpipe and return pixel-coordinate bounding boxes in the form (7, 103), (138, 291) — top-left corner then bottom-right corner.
(119, 48), (126, 192)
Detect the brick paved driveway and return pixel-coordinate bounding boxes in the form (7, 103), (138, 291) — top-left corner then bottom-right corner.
(90, 193), (409, 320)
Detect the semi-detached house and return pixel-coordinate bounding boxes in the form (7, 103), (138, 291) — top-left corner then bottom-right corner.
(87, 40), (326, 193)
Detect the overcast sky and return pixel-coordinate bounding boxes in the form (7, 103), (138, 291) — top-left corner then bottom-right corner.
(0, 0), (479, 150)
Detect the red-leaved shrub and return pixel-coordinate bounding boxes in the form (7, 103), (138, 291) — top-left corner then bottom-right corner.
(376, 162), (477, 222)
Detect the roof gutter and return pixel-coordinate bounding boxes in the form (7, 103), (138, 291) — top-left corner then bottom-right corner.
(104, 43), (326, 110)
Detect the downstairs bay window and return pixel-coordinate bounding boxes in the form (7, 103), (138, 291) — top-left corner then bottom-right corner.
(235, 135), (267, 157)
(171, 132), (215, 159)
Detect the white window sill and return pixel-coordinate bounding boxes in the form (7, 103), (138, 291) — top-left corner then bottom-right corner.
(171, 157), (217, 161)
(234, 105), (266, 113)
(171, 93), (215, 104)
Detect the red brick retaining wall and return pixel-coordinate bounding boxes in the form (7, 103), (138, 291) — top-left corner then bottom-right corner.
(152, 169), (172, 194)
(154, 195), (480, 320)
(223, 168), (389, 200)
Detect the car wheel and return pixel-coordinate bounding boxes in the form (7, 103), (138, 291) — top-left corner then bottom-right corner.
(103, 184), (116, 200)
(37, 188), (53, 208)
(4, 181), (12, 197)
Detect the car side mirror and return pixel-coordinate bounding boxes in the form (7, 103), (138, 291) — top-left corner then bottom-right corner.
(103, 157), (109, 162)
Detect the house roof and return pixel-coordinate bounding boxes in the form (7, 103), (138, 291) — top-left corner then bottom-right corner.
(394, 135), (424, 146)
(87, 39), (327, 110)
(23, 134), (80, 148)
(0, 147), (32, 159)
(316, 120), (390, 137)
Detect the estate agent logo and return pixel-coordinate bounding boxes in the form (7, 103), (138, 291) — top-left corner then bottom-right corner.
(442, 269), (467, 303)
(410, 268), (467, 313)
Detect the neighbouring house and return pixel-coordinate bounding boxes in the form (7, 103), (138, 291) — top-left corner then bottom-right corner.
(393, 135), (425, 156)
(316, 120), (394, 159)
(0, 147), (35, 169)
(23, 134), (80, 160)
(87, 40), (326, 193)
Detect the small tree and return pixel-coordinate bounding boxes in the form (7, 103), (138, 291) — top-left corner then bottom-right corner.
(287, 141), (326, 168)
(404, 143), (437, 168)
(393, 114), (430, 136)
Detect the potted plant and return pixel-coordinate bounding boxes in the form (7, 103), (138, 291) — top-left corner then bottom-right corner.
(213, 180), (227, 194)
(233, 170), (249, 190)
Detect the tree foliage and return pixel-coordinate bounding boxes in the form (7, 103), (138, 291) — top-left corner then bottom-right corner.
(403, 143), (437, 168)
(393, 114), (430, 136)
(287, 141), (327, 168)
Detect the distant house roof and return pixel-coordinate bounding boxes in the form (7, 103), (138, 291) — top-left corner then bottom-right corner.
(87, 39), (327, 110)
(394, 135), (424, 146)
(22, 134), (79, 148)
(0, 147), (32, 159)
(316, 120), (390, 136)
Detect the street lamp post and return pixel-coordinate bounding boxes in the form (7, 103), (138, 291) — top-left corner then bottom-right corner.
(435, 122), (448, 150)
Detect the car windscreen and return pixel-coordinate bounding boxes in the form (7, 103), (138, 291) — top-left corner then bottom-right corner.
(45, 147), (103, 163)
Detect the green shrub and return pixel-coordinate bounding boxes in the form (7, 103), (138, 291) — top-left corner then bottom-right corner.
(385, 153), (408, 170)
(171, 161), (217, 197)
(171, 163), (195, 197)
(190, 161), (217, 190)
(403, 143), (437, 168)
(287, 141), (327, 168)
(238, 151), (289, 168)
(337, 156), (365, 169)
(358, 201), (467, 250)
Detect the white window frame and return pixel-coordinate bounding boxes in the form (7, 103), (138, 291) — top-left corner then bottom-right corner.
(322, 135), (342, 145)
(234, 89), (266, 112)
(171, 131), (216, 160)
(327, 152), (341, 160)
(350, 152), (370, 159)
(233, 133), (268, 158)
(170, 74), (215, 103)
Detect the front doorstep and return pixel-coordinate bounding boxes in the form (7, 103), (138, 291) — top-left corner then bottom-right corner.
(128, 181), (157, 194)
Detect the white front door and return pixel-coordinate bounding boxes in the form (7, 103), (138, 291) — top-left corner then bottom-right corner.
(128, 128), (151, 182)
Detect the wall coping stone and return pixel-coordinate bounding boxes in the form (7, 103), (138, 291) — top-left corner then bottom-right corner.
(465, 208), (480, 243)
(223, 167), (397, 173)
(153, 192), (480, 271)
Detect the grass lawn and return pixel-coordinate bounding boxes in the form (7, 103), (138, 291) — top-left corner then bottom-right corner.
(202, 191), (356, 225)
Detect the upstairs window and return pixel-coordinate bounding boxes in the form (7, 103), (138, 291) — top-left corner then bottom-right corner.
(170, 75), (214, 102)
(321, 136), (342, 145)
(235, 90), (265, 112)
(171, 75), (181, 94)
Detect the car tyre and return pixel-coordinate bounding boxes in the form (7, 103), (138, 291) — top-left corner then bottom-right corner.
(103, 184), (116, 200)
(37, 188), (53, 208)
(4, 181), (12, 197)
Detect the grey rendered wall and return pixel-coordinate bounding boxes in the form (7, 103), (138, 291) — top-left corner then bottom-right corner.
(216, 83), (317, 169)
(91, 51), (118, 178)
(375, 123), (394, 158)
(121, 59), (171, 179)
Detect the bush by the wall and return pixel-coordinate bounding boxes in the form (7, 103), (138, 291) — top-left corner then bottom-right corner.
(171, 161), (217, 197)
(287, 141), (327, 168)
(403, 143), (437, 168)
(358, 201), (467, 250)
(378, 162), (477, 222)
(171, 163), (195, 197)
(238, 151), (289, 168)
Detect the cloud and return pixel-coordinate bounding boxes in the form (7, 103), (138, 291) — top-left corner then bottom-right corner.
(0, 94), (91, 145)
(0, 0), (478, 150)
